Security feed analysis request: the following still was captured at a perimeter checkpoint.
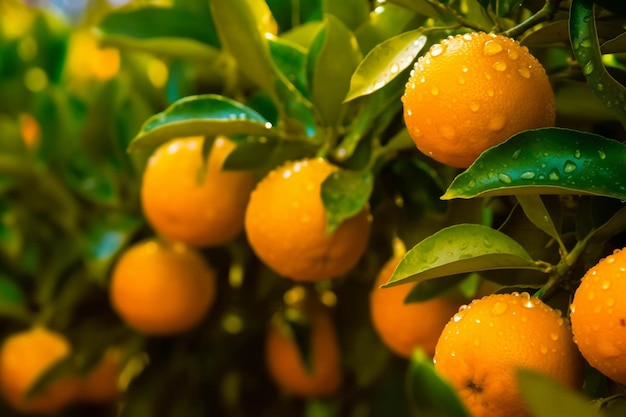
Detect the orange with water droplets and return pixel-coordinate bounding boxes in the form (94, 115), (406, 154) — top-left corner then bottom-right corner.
(434, 292), (584, 417)
(141, 136), (256, 247)
(110, 238), (217, 335)
(244, 158), (371, 282)
(369, 256), (461, 358)
(402, 32), (555, 168)
(571, 248), (626, 385)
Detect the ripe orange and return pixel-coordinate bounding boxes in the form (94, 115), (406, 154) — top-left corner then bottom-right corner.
(370, 257), (461, 358)
(570, 248), (626, 385)
(402, 31), (555, 168)
(141, 136), (256, 247)
(110, 238), (217, 335)
(19, 113), (40, 149)
(77, 348), (121, 404)
(244, 158), (371, 281)
(0, 327), (80, 415)
(434, 292), (584, 417)
(265, 299), (342, 398)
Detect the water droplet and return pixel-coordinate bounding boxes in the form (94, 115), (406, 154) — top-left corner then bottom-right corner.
(483, 237), (493, 248)
(487, 89), (495, 97)
(406, 109), (413, 116)
(550, 332), (559, 341)
(597, 83), (604, 91)
(607, 255), (615, 264)
(520, 171), (536, 180)
(517, 67), (531, 79)
(607, 298), (615, 307)
(461, 66), (469, 73)
(548, 168), (560, 181)
(540, 344), (548, 354)
(463, 33), (473, 41)
(431, 86), (439, 96)
(598, 150), (606, 159)
(498, 173), (512, 184)
(469, 102), (480, 112)
(457, 76), (466, 85)
(301, 215), (311, 223)
(580, 38), (592, 48)
(507, 48), (519, 60)
(491, 301), (508, 316)
(588, 291), (596, 301)
(511, 149), (521, 160)
(411, 126), (422, 138)
(574, 150), (581, 159)
(483, 40), (503, 56)
(563, 160), (577, 174)
(602, 280), (611, 290)
(430, 43), (445, 57)
(487, 115), (505, 131)
(582, 61), (594, 75)
(492, 61), (507, 71)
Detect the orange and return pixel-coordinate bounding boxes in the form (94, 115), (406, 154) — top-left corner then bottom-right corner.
(77, 348), (121, 403)
(370, 257), (461, 358)
(65, 30), (120, 82)
(265, 298), (342, 398)
(434, 292), (584, 417)
(0, 327), (80, 415)
(141, 136), (255, 247)
(402, 31), (555, 168)
(19, 113), (40, 149)
(244, 158), (371, 281)
(110, 238), (217, 335)
(570, 247), (626, 385)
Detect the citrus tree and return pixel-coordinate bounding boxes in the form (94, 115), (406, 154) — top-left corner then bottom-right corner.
(1, 0), (626, 416)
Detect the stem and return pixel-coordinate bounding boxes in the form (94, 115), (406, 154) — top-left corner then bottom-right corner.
(501, 0), (561, 38)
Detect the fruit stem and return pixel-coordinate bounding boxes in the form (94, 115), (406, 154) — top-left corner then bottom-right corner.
(501, 0), (561, 39)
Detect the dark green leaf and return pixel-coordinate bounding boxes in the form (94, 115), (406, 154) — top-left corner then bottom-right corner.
(515, 195), (563, 246)
(98, 6), (220, 60)
(442, 128), (626, 201)
(570, 0), (626, 128)
(211, 0), (277, 97)
(128, 94), (276, 152)
(268, 37), (309, 97)
(406, 349), (471, 417)
(0, 275), (31, 322)
(309, 14), (362, 127)
(518, 369), (603, 417)
(354, 3), (418, 54)
(323, 0), (369, 31)
(322, 169), (373, 233)
(385, 0), (441, 19)
(387, 224), (542, 287)
(345, 29), (426, 102)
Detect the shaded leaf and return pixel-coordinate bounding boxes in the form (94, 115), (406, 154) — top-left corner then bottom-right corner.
(406, 349), (471, 417)
(385, 0), (441, 19)
(515, 195), (563, 246)
(128, 94), (276, 152)
(268, 37), (309, 97)
(387, 224), (542, 287)
(345, 29), (426, 102)
(442, 128), (626, 201)
(322, 169), (373, 233)
(309, 14), (362, 127)
(518, 369), (603, 417)
(354, 3), (418, 54)
(324, 0), (369, 31)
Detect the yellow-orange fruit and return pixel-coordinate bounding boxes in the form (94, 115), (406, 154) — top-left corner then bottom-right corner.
(402, 32), (555, 168)
(244, 158), (371, 281)
(434, 292), (584, 417)
(110, 238), (217, 335)
(370, 257), (461, 358)
(141, 136), (255, 247)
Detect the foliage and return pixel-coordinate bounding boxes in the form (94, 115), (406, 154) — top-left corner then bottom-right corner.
(1, 0), (626, 416)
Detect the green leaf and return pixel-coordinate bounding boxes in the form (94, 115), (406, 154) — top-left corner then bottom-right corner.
(308, 14), (362, 127)
(387, 224), (542, 287)
(517, 369), (603, 417)
(128, 94), (276, 152)
(406, 349), (471, 417)
(570, 0), (626, 128)
(442, 128), (626, 201)
(321, 169), (373, 233)
(515, 195), (564, 247)
(385, 0), (441, 19)
(354, 3), (418, 54)
(98, 6), (220, 60)
(323, 0), (369, 31)
(345, 29), (426, 102)
(211, 0), (277, 97)
(268, 37), (309, 97)
(0, 275), (31, 322)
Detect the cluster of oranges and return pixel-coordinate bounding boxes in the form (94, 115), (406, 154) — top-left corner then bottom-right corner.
(3, 28), (624, 417)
